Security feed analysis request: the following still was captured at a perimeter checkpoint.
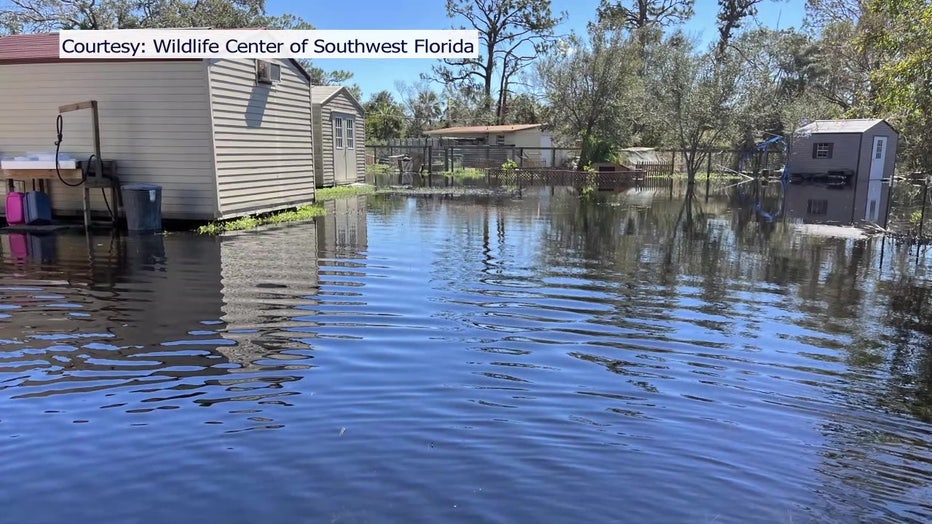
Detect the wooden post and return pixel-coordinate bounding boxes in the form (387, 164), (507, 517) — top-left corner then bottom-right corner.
(60, 100), (105, 231)
(919, 181), (928, 240)
(427, 144), (432, 175)
(551, 148), (556, 168)
(519, 148), (524, 168)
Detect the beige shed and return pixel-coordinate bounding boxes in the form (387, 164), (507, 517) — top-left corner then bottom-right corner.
(0, 32), (316, 222)
(311, 86), (366, 187)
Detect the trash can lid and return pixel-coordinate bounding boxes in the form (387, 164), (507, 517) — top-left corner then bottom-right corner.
(122, 183), (161, 190)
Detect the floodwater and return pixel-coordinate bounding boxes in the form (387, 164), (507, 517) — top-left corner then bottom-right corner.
(2, 179), (932, 523)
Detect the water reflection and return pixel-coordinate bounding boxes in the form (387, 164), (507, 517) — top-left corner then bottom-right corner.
(2, 180), (932, 523)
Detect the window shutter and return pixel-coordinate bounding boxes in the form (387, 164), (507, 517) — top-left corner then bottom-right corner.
(812, 143), (818, 158)
(827, 143), (834, 159)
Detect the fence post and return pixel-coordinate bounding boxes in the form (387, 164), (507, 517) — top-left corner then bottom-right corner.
(519, 148), (524, 168)
(552, 148), (557, 167)
(427, 145), (432, 175)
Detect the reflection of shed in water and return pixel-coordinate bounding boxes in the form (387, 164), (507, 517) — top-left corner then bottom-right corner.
(0, 232), (237, 396)
(217, 224), (320, 369)
(315, 195), (368, 255)
(783, 184), (866, 225)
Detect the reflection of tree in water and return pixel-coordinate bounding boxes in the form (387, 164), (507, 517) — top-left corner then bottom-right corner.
(531, 182), (932, 520)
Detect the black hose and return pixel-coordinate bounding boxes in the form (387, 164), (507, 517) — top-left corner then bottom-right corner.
(55, 114), (86, 187)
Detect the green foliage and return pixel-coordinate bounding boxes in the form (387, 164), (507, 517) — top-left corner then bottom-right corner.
(860, 0), (932, 173)
(501, 159), (518, 173)
(367, 164), (394, 176)
(195, 185), (376, 234)
(535, 24), (645, 146)
(448, 168), (486, 179)
(364, 90), (406, 141)
(197, 204), (325, 234)
(316, 184), (376, 200)
(578, 134), (617, 168)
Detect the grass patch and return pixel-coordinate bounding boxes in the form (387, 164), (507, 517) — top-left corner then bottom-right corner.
(316, 184), (375, 201)
(196, 184), (376, 235)
(445, 168), (487, 179)
(367, 164), (394, 175)
(197, 204), (326, 234)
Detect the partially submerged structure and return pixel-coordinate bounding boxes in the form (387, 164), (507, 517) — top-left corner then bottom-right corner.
(0, 32), (316, 222)
(311, 86), (366, 188)
(786, 119), (898, 225)
(423, 124), (558, 167)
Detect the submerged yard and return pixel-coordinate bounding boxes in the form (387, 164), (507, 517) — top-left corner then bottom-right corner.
(1, 178), (931, 523)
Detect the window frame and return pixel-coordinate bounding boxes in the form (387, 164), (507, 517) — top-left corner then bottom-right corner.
(812, 142), (834, 159)
(334, 117), (344, 149)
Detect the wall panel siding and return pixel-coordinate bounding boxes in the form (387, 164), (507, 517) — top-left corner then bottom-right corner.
(0, 61), (217, 220)
(788, 133), (862, 174)
(209, 58), (314, 217)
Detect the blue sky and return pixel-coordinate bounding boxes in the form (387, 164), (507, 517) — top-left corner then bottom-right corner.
(268, 0), (808, 102)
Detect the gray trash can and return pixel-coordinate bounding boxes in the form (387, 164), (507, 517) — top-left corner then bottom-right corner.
(121, 183), (162, 232)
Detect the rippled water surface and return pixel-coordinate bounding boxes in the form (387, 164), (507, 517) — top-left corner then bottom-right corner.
(3, 183), (932, 523)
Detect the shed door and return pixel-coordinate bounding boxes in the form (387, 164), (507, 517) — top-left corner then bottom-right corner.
(865, 136), (887, 222)
(332, 114), (356, 185)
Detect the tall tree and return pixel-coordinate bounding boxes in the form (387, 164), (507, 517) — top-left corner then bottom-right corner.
(398, 81), (444, 135)
(802, 0), (876, 112)
(596, 0), (694, 32)
(650, 32), (741, 184)
(596, 0), (694, 66)
(429, 0), (564, 125)
(716, 0), (764, 58)
(861, 0), (932, 173)
(364, 90), (406, 142)
(535, 23), (642, 148)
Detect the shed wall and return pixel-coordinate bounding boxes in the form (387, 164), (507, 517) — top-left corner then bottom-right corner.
(208, 58), (314, 217)
(0, 61), (217, 220)
(788, 133), (862, 174)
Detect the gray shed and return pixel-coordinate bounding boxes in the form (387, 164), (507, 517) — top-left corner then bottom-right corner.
(312, 86), (366, 187)
(0, 32), (315, 222)
(787, 119), (899, 226)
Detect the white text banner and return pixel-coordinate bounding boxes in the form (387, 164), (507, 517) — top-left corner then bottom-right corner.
(58, 29), (479, 59)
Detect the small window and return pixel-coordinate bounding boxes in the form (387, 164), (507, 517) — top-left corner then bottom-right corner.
(256, 60), (281, 84)
(874, 140), (884, 159)
(346, 119), (355, 149)
(495, 135), (506, 145)
(334, 118), (344, 149)
(813, 143), (833, 159)
(807, 199), (828, 215)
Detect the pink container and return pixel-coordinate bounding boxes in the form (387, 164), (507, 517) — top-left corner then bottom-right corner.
(8, 233), (28, 259)
(5, 191), (25, 225)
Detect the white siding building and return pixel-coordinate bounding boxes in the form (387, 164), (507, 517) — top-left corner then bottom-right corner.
(0, 32), (316, 222)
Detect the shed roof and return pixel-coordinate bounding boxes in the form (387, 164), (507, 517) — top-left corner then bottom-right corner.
(311, 85), (364, 115)
(423, 124), (543, 136)
(0, 31), (312, 82)
(795, 119), (889, 134)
